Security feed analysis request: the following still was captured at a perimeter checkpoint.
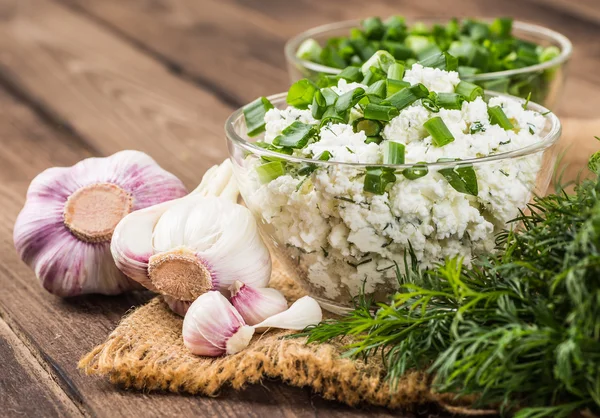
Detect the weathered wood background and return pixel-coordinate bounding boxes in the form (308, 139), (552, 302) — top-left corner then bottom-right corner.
(0, 0), (598, 417)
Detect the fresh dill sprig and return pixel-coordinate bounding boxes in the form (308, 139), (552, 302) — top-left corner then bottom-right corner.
(301, 158), (600, 417)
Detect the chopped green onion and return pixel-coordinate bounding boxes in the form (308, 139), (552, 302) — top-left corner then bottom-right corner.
(365, 136), (383, 144)
(360, 50), (396, 75)
(539, 45), (560, 63)
(320, 106), (347, 127)
(422, 97), (439, 113)
(405, 35), (433, 55)
(361, 66), (387, 86)
(424, 116), (455, 147)
(436, 93), (465, 110)
(311, 90), (327, 119)
(315, 74), (339, 88)
(416, 44), (442, 60)
(366, 80), (387, 98)
(418, 51), (458, 71)
(490, 17), (513, 38)
(256, 161), (285, 183)
(272, 121), (316, 148)
(296, 39), (322, 62)
(488, 106), (514, 130)
(362, 17), (385, 40)
(320, 44), (346, 68)
(470, 121), (485, 134)
(382, 41), (413, 60)
(403, 163), (428, 180)
(388, 83), (429, 110)
(455, 81), (483, 101)
(243, 97), (274, 137)
(353, 118), (382, 137)
(438, 161), (478, 196)
(387, 63), (405, 80)
(364, 167), (396, 194)
(317, 150), (332, 161)
(335, 88), (365, 113)
(322, 88), (338, 106)
(457, 66), (480, 77)
(298, 164), (316, 176)
(337, 66), (362, 82)
(382, 141), (405, 164)
(386, 79), (410, 97)
(287, 79), (318, 109)
(364, 104), (399, 121)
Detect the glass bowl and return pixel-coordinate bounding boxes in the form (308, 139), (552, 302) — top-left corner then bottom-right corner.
(226, 92), (561, 314)
(285, 19), (572, 109)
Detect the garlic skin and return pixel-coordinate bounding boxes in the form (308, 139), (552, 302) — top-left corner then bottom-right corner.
(253, 296), (323, 333)
(182, 291), (255, 356)
(14, 150), (187, 297)
(230, 281), (287, 326)
(111, 160), (271, 304)
(163, 295), (192, 316)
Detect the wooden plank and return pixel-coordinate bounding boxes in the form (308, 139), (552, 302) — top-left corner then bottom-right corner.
(0, 319), (84, 418)
(0, 0), (234, 187)
(57, 0), (600, 118)
(524, 0), (600, 26)
(0, 28), (411, 418)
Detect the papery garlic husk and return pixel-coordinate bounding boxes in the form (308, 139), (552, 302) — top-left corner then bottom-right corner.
(163, 295), (192, 316)
(13, 150), (187, 297)
(229, 281), (287, 326)
(111, 159), (271, 304)
(253, 296), (323, 333)
(182, 291), (255, 356)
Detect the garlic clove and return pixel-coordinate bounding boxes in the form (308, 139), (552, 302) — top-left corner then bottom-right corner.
(253, 296), (323, 333)
(191, 159), (239, 202)
(111, 199), (180, 292)
(230, 281), (288, 326)
(14, 150), (187, 296)
(163, 295), (192, 316)
(182, 291), (255, 356)
(147, 195), (271, 301)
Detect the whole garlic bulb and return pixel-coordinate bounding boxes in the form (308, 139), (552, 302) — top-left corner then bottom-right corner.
(182, 291), (255, 356)
(111, 160), (272, 305)
(13, 150), (187, 297)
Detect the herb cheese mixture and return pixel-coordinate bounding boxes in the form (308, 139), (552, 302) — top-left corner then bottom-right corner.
(241, 51), (549, 305)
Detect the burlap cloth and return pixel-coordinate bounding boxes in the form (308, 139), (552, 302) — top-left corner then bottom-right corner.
(78, 260), (497, 415)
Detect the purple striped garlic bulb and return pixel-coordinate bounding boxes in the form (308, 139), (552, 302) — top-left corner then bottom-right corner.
(13, 150), (187, 297)
(111, 160), (272, 311)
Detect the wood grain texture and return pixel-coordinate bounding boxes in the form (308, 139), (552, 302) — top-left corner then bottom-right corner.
(57, 0), (600, 117)
(0, 319), (83, 418)
(0, 0), (232, 188)
(0, 0), (597, 416)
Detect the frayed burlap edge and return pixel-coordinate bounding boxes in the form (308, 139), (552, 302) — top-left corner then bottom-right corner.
(78, 263), (496, 415)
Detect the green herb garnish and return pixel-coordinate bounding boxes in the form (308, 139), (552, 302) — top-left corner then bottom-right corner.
(300, 158), (600, 417)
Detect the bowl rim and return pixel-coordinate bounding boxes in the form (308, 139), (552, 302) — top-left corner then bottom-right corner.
(225, 91), (561, 170)
(284, 18), (573, 81)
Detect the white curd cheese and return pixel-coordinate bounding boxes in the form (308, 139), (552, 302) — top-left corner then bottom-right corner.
(244, 64), (547, 305)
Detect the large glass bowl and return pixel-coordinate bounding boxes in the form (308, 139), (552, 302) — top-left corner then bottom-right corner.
(285, 19), (572, 109)
(226, 92), (561, 314)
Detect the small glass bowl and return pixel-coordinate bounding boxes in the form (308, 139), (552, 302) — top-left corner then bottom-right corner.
(226, 92), (561, 314)
(285, 19), (572, 109)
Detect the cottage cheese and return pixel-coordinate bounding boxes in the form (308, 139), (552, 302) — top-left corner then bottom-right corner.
(242, 65), (548, 308)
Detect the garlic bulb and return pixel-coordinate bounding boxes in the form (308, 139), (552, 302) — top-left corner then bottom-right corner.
(182, 291), (255, 356)
(111, 160), (272, 305)
(13, 150), (187, 297)
(230, 281), (287, 326)
(253, 296), (323, 333)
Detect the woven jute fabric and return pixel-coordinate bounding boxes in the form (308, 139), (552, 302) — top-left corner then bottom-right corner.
(78, 262), (491, 414)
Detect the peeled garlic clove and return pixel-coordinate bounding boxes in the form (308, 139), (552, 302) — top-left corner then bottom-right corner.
(14, 150), (187, 297)
(163, 295), (192, 316)
(182, 291), (255, 356)
(190, 159), (239, 202)
(253, 296), (323, 333)
(229, 281), (287, 326)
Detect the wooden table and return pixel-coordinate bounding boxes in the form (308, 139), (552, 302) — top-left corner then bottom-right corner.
(1, 0), (598, 417)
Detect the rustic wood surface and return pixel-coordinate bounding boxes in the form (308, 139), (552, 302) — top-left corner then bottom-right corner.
(0, 0), (597, 417)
